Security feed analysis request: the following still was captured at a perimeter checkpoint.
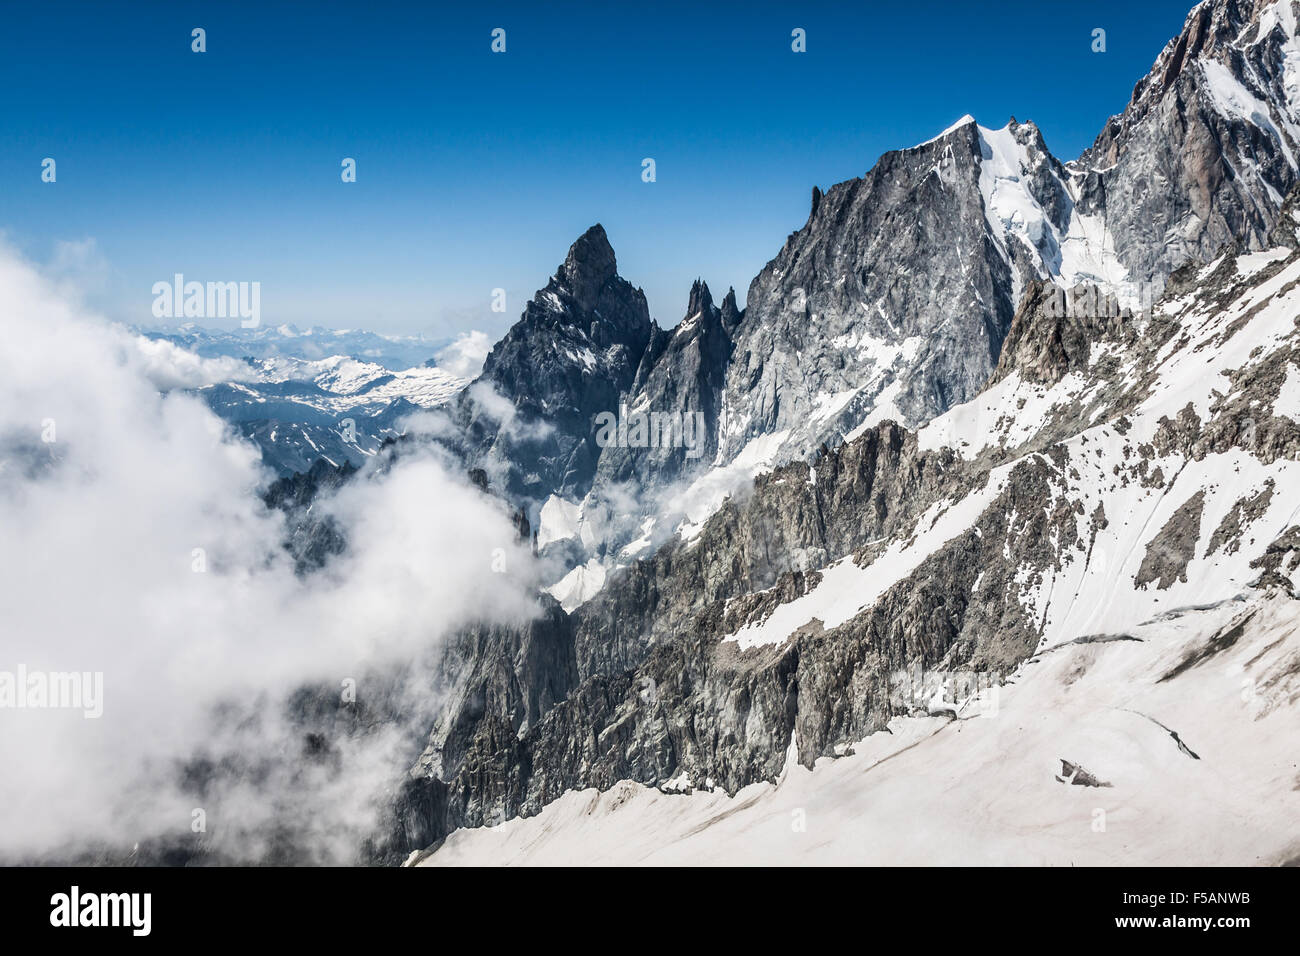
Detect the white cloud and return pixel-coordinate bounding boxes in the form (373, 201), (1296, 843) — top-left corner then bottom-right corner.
(129, 334), (261, 389)
(0, 244), (541, 862)
(465, 380), (518, 430)
(434, 330), (492, 379)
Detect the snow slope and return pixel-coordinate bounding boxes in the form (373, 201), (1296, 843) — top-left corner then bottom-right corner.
(420, 592), (1300, 866)
(420, 245), (1300, 866)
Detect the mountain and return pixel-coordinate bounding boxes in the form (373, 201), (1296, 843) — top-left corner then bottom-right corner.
(142, 323), (454, 370)
(138, 327), (470, 475)
(712, 118), (1067, 467)
(1074, 0), (1300, 283)
(451, 224), (654, 501)
(591, 278), (740, 491)
(436, 0), (1300, 597)
(198, 358), (467, 475)
(171, 0), (1300, 506)
(422, 589), (1299, 865)
(520, 120), (1100, 570)
(380, 0), (1300, 864)
(406, 233), (1300, 867)
(710, 0), (1300, 469)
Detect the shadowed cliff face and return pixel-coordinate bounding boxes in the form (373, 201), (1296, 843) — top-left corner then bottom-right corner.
(452, 224), (654, 501)
(589, 278), (739, 491)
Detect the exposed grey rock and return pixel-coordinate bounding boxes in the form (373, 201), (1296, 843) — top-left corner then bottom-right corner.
(416, 597), (577, 783)
(390, 428), (1085, 851)
(573, 423), (974, 679)
(1269, 181), (1300, 247)
(588, 279), (737, 493)
(1056, 759), (1113, 787)
(1074, 0), (1300, 284)
(451, 224), (654, 501)
(413, 2), (1300, 565)
(1136, 490), (1207, 590)
(1250, 523), (1300, 590)
(1206, 480), (1275, 556)
(991, 281), (1134, 388)
(539, 0), (1300, 555)
(398, 187), (1300, 859)
(263, 457), (358, 572)
(715, 117), (1021, 457)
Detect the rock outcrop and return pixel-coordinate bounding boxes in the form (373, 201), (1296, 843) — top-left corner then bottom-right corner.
(452, 224), (654, 500)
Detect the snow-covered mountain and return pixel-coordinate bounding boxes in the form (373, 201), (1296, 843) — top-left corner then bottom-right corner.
(430, 0), (1300, 603)
(408, 225), (1300, 867)
(447, 224), (655, 501)
(712, 0), (1300, 464)
(1076, 0), (1300, 283)
(139, 325), (473, 474)
(143, 322), (454, 370)
(422, 590), (1298, 866)
(371, 0), (1300, 866)
(198, 363), (468, 475)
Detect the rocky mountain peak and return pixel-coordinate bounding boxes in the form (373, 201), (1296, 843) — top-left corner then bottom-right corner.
(1073, 0), (1300, 285)
(685, 278), (714, 320)
(445, 0), (1300, 592)
(1120, 0), (1280, 115)
(556, 223), (620, 311)
(453, 224), (652, 500)
(719, 286), (742, 331)
(1269, 180), (1300, 245)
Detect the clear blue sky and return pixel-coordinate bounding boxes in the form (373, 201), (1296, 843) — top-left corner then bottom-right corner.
(0, 0), (1196, 338)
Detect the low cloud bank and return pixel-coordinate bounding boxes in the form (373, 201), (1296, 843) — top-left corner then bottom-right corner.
(0, 245), (538, 862)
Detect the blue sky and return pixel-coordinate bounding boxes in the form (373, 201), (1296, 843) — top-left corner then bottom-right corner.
(0, 0), (1197, 339)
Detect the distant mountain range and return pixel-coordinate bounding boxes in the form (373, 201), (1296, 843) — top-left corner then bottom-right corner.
(142, 322), (456, 370)
(138, 324), (474, 474)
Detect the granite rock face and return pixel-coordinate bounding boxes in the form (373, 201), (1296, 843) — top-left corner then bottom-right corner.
(1074, 0), (1300, 285)
(716, 119), (1019, 457)
(452, 224), (654, 501)
(991, 281), (1135, 388)
(397, 451), (1066, 852)
(589, 279), (739, 493)
(715, 0), (1300, 473)
(513, 119), (1110, 562)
